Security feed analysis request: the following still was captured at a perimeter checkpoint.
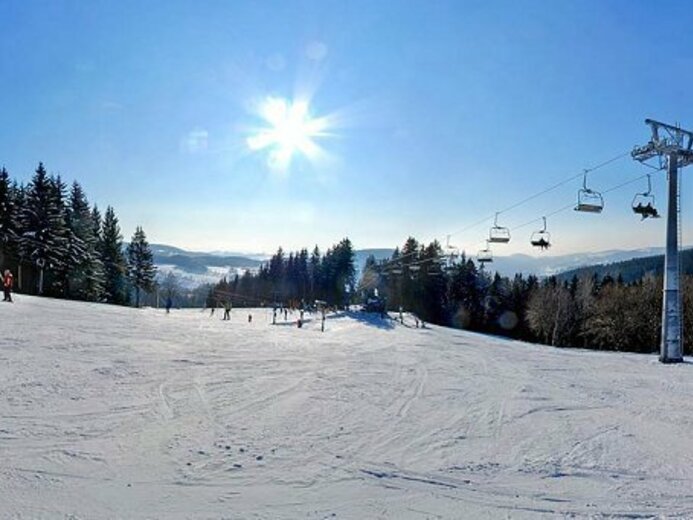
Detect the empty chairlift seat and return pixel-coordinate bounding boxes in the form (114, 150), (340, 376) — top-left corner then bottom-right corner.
(575, 171), (604, 213)
(488, 213), (511, 243)
(477, 241), (493, 264)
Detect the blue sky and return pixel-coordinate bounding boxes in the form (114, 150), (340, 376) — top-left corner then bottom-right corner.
(1, 0), (692, 255)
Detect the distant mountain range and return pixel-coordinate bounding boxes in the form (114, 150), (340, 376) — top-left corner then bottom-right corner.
(151, 243), (686, 289)
(485, 248), (668, 278)
(151, 245), (397, 289)
(151, 244), (263, 289)
(555, 247), (693, 283)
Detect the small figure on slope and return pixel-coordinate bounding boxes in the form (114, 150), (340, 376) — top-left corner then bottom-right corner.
(3, 269), (13, 303)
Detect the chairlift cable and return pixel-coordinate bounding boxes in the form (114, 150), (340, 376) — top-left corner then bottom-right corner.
(379, 150), (633, 270)
(445, 150), (630, 240)
(468, 169), (665, 251)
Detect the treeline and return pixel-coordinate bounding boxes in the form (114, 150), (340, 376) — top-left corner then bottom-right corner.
(360, 237), (693, 355)
(207, 238), (356, 307)
(0, 163), (156, 305)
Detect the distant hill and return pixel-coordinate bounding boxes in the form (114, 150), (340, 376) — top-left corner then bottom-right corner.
(486, 248), (667, 278)
(149, 244), (263, 289)
(556, 248), (693, 283)
(150, 241), (691, 289)
(150, 244), (396, 289)
(354, 249), (395, 278)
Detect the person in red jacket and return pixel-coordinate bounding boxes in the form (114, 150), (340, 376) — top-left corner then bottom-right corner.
(3, 269), (13, 302)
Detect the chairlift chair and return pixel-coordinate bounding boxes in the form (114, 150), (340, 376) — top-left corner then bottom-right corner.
(530, 216), (551, 250)
(575, 171), (604, 213)
(444, 253), (459, 271)
(632, 174), (660, 220)
(488, 212), (511, 243)
(477, 241), (493, 264)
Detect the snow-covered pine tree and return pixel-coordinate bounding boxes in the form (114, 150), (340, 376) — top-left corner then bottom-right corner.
(88, 204), (106, 301)
(46, 174), (73, 296)
(0, 168), (20, 268)
(20, 163), (70, 295)
(126, 226), (156, 307)
(66, 182), (105, 301)
(101, 206), (129, 305)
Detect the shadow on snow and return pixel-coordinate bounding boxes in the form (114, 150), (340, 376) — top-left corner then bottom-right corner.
(329, 310), (396, 330)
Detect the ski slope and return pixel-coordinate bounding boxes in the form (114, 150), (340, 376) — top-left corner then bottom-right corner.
(1, 296), (692, 519)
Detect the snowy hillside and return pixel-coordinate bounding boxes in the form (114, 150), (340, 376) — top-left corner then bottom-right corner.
(1, 297), (692, 518)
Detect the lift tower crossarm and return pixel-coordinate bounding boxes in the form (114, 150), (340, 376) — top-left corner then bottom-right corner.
(632, 118), (692, 363)
(632, 119), (693, 166)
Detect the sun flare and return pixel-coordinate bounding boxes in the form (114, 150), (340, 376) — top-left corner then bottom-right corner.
(247, 97), (328, 170)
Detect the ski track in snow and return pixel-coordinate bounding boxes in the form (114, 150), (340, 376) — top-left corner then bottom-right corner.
(1, 296), (693, 519)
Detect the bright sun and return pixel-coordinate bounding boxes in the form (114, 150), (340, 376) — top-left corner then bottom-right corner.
(247, 97), (328, 170)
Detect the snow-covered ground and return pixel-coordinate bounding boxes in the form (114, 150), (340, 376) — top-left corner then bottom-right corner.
(1, 296), (692, 519)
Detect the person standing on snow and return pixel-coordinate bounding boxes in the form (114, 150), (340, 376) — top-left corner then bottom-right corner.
(165, 296), (172, 314)
(223, 301), (231, 321)
(3, 269), (13, 302)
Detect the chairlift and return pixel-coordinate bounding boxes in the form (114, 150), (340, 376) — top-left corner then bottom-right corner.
(489, 212), (511, 243)
(530, 216), (551, 250)
(575, 171), (604, 213)
(444, 235), (459, 255)
(444, 255), (458, 271)
(477, 241), (493, 264)
(443, 235), (460, 269)
(385, 263), (403, 275)
(632, 174), (660, 220)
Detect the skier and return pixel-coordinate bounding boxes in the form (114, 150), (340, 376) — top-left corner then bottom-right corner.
(165, 296), (172, 314)
(223, 301), (231, 321)
(248, 313), (253, 323)
(2, 269), (13, 302)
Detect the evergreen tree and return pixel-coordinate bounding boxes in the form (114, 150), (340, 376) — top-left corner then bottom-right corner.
(448, 257), (484, 329)
(46, 174), (72, 296)
(126, 226), (156, 307)
(333, 237), (356, 307)
(416, 241), (446, 323)
(66, 182), (105, 300)
(309, 246), (321, 301)
(0, 168), (20, 269)
(297, 248), (309, 301)
(101, 206), (129, 304)
(20, 163), (69, 295)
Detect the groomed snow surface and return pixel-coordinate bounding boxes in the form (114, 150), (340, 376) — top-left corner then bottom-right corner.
(1, 296), (692, 519)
